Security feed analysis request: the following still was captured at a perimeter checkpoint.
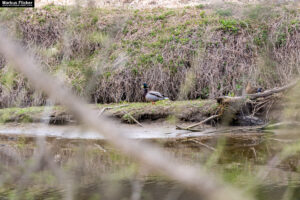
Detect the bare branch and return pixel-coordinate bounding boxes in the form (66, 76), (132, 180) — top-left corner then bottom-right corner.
(177, 115), (219, 130)
(217, 79), (299, 104)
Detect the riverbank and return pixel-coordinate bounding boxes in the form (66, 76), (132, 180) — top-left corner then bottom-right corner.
(0, 100), (218, 124)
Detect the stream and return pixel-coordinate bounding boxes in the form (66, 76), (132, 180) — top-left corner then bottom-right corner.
(0, 122), (299, 200)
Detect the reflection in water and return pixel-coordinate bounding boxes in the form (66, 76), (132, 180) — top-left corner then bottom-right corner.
(0, 131), (300, 200)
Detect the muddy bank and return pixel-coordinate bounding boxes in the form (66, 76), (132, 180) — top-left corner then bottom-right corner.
(0, 100), (219, 125)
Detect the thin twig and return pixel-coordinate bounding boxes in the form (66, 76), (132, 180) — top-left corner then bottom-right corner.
(250, 147), (257, 161)
(123, 111), (143, 127)
(176, 115), (219, 130)
(186, 115), (219, 129)
(94, 143), (107, 152)
(98, 107), (110, 116)
(98, 104), (129, 116)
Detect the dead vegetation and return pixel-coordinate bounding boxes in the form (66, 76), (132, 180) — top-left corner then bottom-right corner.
(0, 80), (296, 125)
(0, 3), (299, 108)
(1, 3), (300, 200)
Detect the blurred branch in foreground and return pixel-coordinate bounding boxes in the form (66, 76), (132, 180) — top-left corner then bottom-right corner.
(0, 30), (253, 200)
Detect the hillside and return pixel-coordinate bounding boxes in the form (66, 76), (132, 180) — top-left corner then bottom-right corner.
(0, 3), (299, 107)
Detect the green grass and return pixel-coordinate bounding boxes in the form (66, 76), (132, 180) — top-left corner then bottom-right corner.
(0, 106), (54, 123)
(0, 100), (217, 124)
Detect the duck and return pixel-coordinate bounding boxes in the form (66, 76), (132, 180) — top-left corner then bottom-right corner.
(142, 83), (169, 102)
(246, 82), (263, 94)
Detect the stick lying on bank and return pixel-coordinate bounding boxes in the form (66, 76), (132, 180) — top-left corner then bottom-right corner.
(98, 104), (129, 116)
(0, 31), (253, 200)
(176, 115), (219, 130)
(123, 111), (143, 127)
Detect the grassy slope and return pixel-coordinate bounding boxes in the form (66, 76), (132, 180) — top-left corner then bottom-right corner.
(0, 3), (299, 108)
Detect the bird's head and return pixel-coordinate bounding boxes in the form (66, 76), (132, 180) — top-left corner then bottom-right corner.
(257, 88), (263, 93)
(142, 83), (148, 89)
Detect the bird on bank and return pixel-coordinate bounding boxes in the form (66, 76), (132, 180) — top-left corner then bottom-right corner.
(142, 83), (169, 103)
(246, 82), (263, 94)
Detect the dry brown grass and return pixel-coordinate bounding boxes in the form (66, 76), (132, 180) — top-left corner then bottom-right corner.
(0, 3), (299, 107)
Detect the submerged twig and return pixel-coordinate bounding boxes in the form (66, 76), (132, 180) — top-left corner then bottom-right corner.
(189, 139), (216, 151)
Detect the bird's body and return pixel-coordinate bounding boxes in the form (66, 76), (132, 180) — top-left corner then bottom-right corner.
(143, 83), (168, 102)
(145, 91), (168, 101)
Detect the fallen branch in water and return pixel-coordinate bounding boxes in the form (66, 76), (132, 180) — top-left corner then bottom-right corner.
(176, 115), (219, 130)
